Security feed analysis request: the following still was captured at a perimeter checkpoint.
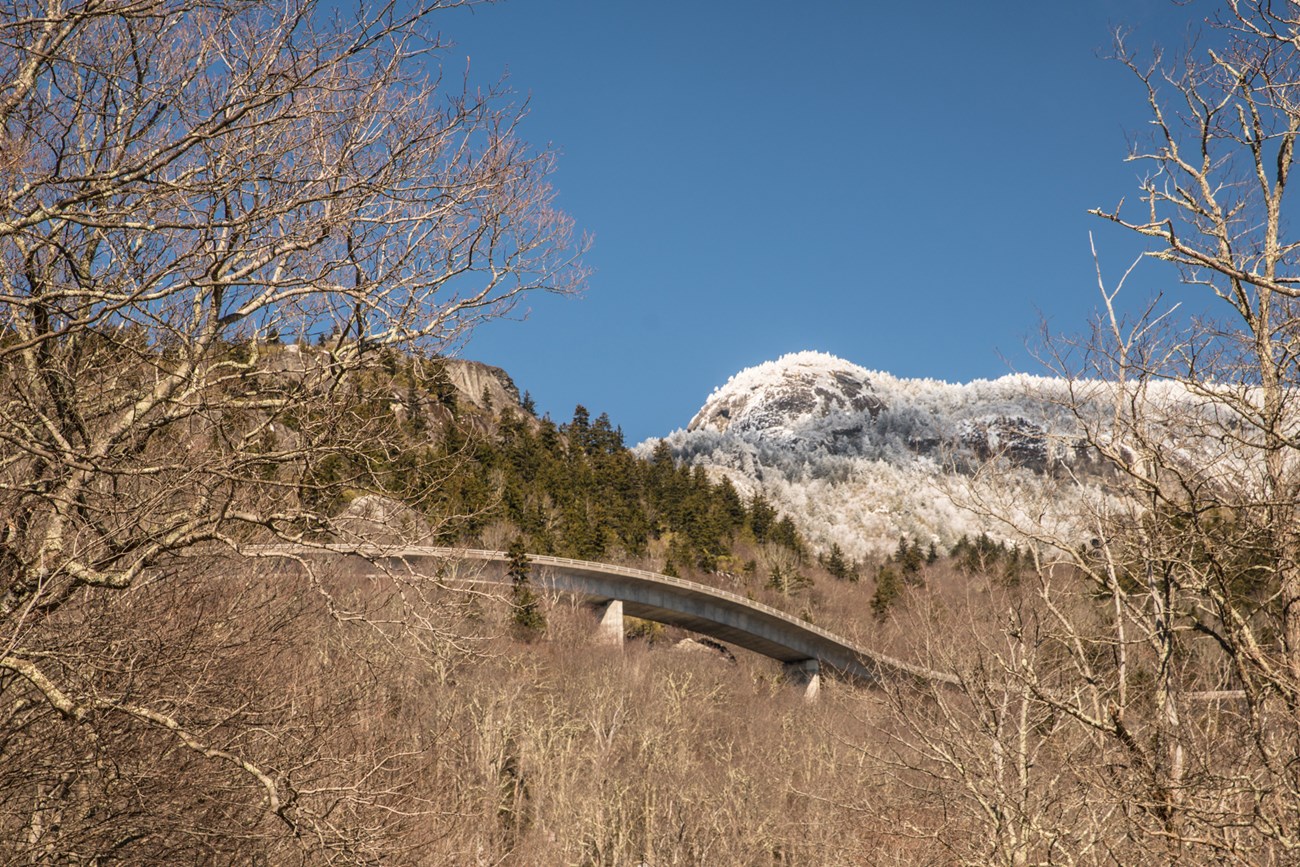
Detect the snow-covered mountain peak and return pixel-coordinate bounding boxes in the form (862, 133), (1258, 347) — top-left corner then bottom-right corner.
(688, 351), (885, 439)
(659, 353), (1110, 557)
(662, 353), (1230, 557)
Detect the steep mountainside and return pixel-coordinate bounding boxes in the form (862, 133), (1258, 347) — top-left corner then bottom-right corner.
(651, 352), (1115, 558)
(273, 344), (811, 593)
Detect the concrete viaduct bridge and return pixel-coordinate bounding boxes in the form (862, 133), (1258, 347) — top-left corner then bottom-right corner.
(252, 545), (958, 698)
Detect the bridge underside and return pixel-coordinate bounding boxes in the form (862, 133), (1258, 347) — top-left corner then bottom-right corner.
(251, 546), (955, 689)
(396, 554), (891, 685)
(594, 595), (809, 662)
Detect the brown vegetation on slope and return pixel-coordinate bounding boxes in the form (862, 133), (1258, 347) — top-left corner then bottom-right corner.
(9, 0), (1300, 862)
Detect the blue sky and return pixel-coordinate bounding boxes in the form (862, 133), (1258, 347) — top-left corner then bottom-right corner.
(443, 0), (1208, 443)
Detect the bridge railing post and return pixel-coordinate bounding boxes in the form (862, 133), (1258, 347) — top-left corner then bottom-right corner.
(592, 599), (624, 646)
(783, 659), (820, 702)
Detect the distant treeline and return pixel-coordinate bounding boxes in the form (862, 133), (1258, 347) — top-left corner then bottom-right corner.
(442, 406), (806, 571)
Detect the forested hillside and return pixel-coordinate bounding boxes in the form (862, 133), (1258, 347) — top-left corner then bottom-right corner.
(3, 336), (969, 864)
(293, 346), (812, 588)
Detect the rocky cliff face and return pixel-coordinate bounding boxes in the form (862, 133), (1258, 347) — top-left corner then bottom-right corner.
(442, 358), (521, 413)
(256, 345), (521, 413)
(255, 343), (530, 440)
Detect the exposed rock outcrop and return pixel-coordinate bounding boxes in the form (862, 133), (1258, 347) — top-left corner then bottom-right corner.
(329, 494), (436, 546)
(688, 353), (884, 441)
(441, 359), (521, 412)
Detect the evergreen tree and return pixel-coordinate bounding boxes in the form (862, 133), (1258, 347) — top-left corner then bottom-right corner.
(405, 376), (425, 435)
(537, 417), (562, 455)
(648, 438), (675, 471)
(957, 533), (1002, 575)
(769, 564), (790, 594)
(871, 566), (901, 620)
(895, 536), (924, 575)
(771, 516), (805, 560)
(823, 543), (856, 582)
(589, 412), (622, 454)
(1001, 545), (1023, 586)
(507, 538), (546, 640)
(521, 390), (536, 415)
(748, 492), (776, 543)
(565, 404), (591, 453)
(715, 476), (746, 531)
(769, 564), (810, 595)
(428, 359), (458, 408)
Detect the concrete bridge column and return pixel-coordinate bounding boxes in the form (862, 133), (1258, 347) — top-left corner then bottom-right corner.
(592, 599), (624, 646)
(783, 659), (820, 702)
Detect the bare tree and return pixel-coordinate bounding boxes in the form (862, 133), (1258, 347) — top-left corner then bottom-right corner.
(923, 3), (1300, 859)
(1091, 0), (1300, 687)
(0, 0), (584, 858)
(1081, 5), (1300, 852)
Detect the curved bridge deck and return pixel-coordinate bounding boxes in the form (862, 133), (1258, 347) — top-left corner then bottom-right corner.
(249, 544), (957, 687)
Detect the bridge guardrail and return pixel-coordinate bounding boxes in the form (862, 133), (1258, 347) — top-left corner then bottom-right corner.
(239, 543), (957, 685)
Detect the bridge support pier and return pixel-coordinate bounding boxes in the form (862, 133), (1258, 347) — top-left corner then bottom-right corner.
(783, 659), (820, 702)
(592, 599), (624, 646)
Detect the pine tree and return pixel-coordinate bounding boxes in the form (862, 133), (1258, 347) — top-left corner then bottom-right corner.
(960, 533), (1001, 575)
(589, 412), (622, 454)
(771, 516), (805, 560)
(428, 359), (458, 408)
(895, 535), (910, 563)
(405, 376), (425, 435)
(715, 476), (746, 531)
(769, 563), (785, 593)
(565, 404), (591, 454)
(823, 543), (857, 582)
(1001, 544), (1022, 586)
(769, 564), (810, 595)
(507, 538), (546, 640)
(871, 566), (901, 619)
(748, 492), (776, 543)
(895, 536), (924, 576)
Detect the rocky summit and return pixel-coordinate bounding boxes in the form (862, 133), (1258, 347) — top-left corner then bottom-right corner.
(677, 351), (1083, 464)
(654, 352), (1098, 557)
(688, 352), (885, 440)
